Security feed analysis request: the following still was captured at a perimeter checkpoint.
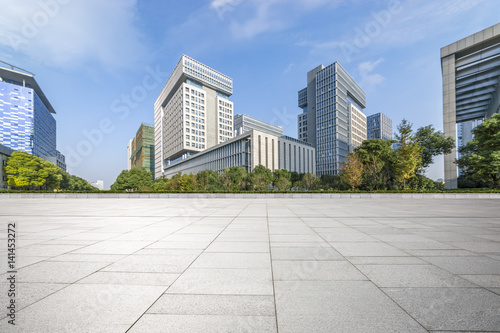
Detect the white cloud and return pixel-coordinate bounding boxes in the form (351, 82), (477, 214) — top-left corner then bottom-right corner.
(210, 0), (343, 39)
(358, 58), (385, 92)
(0, 0), (144, 69)
(296, 0), (486, 63)
(284, 63), (294, 73)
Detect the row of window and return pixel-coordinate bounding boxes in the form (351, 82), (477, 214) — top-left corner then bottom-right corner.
(185, 141), (205, 149)
(185, 87), (205, 98)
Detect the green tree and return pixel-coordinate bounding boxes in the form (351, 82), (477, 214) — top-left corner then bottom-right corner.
(179, 173), (197, 192)
(274, 177), (291, 191)
(249, 165), (273, 191)
(300, 173), (318, 190)
(5, 151), (63, 190)
(456, 114), (500, 189)
(221, 166), (247, 190)
(339, 153), (364, 191)
(393, 119), (422, 189)
(414, 125), (454, 171)
(196, 170), (222, 191)
(354, 139), (396, 190)
(61, 174), (97, 191)
(110, 167), (152, 191)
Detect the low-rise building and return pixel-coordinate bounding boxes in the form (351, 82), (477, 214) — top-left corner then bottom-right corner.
(162, 128), (315, 178)
(0, 143), (14, 190)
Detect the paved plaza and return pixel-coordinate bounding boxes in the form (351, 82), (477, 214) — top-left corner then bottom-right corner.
(1, 197), (500, 332)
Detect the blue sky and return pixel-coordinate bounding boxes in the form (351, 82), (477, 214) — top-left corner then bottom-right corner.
(1, 0), (499, 188)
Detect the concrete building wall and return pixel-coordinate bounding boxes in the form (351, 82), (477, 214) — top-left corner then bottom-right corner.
(278, 137), (315, 174)
(349, 104), (367, 150)
(441, 23), (500, 188)
(154, 55), (233, 179)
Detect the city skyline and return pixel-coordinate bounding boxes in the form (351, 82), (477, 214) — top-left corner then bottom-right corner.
(1, 1), (499, 188)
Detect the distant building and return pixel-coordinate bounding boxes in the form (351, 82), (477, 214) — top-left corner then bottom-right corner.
(0, 63), (64, 167)
(162, 129), (315, 178)
(154, 55), (234, 179)
(441, 23), (500, 188)
(91, 180), (104, 191)
(349, 104), (367, 150)
(0, 143), (14, 190)
(367, 113), (392, 141)
(234, 114), (283, 137)
(298, 61), (366, 176)
(457, 118), (483, 176)
(127, 139), (133, 170)
(56, 150), (66, 172)
(129, 123), (155, 178)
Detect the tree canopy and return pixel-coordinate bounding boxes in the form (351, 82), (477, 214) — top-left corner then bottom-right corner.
(110, 167), (153, 191)
(456, 114), (500, 189)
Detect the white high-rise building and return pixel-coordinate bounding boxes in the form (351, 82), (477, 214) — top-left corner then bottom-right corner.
(154, 55), (234, 179)
(349, 104), (367, 150)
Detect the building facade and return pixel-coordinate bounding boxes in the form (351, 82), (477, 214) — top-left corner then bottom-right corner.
(162, 129), (315, 178)
(367, 112), (392, 140)
(349, 104), (367, 149)
(298, 62), (366, 176)
(0, 64), (64, 168)
(129, 123), (155, 178)
(154, 55), (234, 179)
(441, 23), (500, 188)
(234, 114), (283, 137)
(0, 143), (14, 190)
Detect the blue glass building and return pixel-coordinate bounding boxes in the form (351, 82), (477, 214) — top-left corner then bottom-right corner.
(0, 65), (60, 166)
(298, 62), (366, 176)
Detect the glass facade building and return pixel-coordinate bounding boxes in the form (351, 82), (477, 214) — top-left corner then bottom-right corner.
(129, 123), (155, 178)
(0, 66), (61, 167)
(298, 62), (366, 176)
(367, 113), (393, 141)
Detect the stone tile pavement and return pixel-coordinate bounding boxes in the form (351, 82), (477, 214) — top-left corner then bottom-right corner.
(0, 198), (499, 332)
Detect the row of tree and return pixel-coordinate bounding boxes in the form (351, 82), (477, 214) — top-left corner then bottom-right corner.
(110, 115), (500, 192)
(4, 151), (97, 191)
(110, 165), (321, 192)
(339, 120), (455, 190)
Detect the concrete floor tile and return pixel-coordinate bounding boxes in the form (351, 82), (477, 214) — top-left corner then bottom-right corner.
(148, 294), (275, 315)
(273, 260), (366, 281)
(128, 314), (277, 333)
(275, 280), (427, 333)
(191, 252), (271, 269)
(0, 284), (165, 332)
(15, 261), (109, 283)
(331, 242), (409, 257)
(422, 256), (500, 274)
(271, 247), (343, 260)
(77, 271), (179, 286)
(206, 241), (270, 253)
(384, 287), (500, 331)
(357, 264), (475, 287)
(166, 268), (273, 295)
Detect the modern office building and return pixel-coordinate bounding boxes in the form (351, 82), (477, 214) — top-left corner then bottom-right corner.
(56, 149), (66, 171)
(0, 143), (14, 190)
(128, 123), (155, 177)
(127, 139), (134, 170)
(154, 55), (234, 179)
(0, 63), (65, 167)
(367, 112), (392, 140)
(349, 104), (367, 148)
(162, 128), (315, 178)
(441, 23), (500, 188)
(298, 61), (366, 176)
(234, 114), (283, 137)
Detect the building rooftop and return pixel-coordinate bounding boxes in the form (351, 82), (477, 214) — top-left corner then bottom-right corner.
(0, 62), (56, 114)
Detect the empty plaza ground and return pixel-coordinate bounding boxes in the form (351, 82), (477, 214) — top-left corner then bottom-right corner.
(1, 197), (500, 332)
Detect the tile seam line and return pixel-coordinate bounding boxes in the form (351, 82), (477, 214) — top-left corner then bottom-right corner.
(293, 205), (431, 333)
(124, 199), (256, 333)
(7, 212), (206, 318)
